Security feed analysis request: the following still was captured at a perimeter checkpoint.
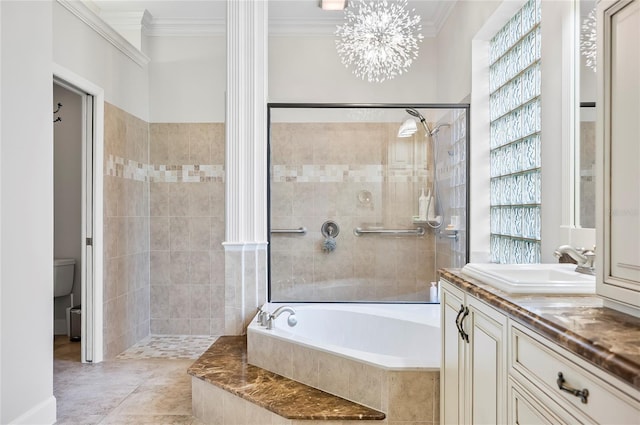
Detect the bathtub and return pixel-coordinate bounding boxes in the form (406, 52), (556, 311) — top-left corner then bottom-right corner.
(247, 303), (441, 419)
(248, 303), (440, 369)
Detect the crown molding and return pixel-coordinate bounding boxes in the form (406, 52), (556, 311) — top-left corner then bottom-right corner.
(144, 17), (225, 37)
(432, 0), (457, 35)
(56, 0), (150, 67)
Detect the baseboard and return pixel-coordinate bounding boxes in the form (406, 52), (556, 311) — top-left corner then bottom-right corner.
(9, 395), (57, 425)
(54, 318), (67, 335)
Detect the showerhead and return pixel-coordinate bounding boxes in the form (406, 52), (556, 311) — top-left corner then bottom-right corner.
(404, 108), (431, 134)
(430, 123), (451, 137)
(405, 108), (426, 122)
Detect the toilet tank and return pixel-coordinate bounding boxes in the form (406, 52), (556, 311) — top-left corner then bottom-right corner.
(54, 258), (76, 297)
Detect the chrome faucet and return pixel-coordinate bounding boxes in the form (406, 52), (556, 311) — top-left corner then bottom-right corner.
(266, 306), (297, 330)
(256, 306), (269, 327)
(554, 245), (596, 275)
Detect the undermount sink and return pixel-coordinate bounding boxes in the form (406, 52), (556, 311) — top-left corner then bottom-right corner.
(460, 263), (596, 295)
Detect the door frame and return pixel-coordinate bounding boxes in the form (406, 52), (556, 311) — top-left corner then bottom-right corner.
(53, 63), (104, 363)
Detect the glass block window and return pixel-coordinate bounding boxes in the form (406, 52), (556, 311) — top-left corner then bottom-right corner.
(489, 0), (541, 263)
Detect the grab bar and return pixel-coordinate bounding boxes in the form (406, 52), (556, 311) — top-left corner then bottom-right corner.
(271, 227), (307, 235)
(353, 227), (425, 236)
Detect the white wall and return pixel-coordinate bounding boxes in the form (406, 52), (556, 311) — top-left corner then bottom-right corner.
(0, 1), (56, 423)
(436, 1), (501, 103)
(148, 35), (226, 123)
(269, 35), (438, 103)
(53, 83), (82, 331)
(53, 1), (149, 121)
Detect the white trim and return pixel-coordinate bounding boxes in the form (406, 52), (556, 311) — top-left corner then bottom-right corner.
(222, 241), (269, 250)
(56, 0), (149, 68)
(52, 63), (105, 364)
(145, 17), (225, 36)
(8, 396), (56, 425)
(268, 17), (439, 37)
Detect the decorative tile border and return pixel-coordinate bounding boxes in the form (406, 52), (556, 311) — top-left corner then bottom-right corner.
(106, 156), (429, 184)
(149, 164), (225, 183)
(105, 154), (225, 183)
(271, 164), (428, 183)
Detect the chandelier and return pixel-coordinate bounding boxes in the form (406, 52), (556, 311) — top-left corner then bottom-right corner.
(335, 0), (423, 83)
(580, 7), (597, 72)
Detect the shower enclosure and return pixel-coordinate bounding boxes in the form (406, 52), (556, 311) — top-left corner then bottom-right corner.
(268, 104), (469, 303)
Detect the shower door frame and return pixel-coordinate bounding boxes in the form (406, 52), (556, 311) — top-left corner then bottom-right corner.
(267, 103), (471, 303)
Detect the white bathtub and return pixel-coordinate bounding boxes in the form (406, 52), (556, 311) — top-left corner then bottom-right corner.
(247, 303), (440, 370)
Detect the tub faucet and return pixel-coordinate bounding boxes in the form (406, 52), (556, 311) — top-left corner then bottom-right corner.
(267, 306), (297, 330)
(554, 245), (596, 276)
(256, 306), (269, 327)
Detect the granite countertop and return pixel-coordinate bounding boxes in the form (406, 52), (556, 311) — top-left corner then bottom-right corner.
(188, 336), (385, 421)
(439, 269), (640, 392)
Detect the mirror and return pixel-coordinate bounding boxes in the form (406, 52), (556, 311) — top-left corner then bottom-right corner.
(576, 0), (597, 229)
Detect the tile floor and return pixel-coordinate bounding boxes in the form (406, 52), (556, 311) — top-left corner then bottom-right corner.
(54, 335), (217, 424)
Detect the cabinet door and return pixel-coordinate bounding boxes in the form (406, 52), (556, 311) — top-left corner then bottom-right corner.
(465, 296), (508, 425)
(598, 0), (640, 308)
(440, 280), (465, 425)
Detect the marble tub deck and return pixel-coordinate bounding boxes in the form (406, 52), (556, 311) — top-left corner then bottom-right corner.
(188, 336), (385, 421)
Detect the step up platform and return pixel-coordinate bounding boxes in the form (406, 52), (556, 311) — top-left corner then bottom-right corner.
(188, 336), (385, 424)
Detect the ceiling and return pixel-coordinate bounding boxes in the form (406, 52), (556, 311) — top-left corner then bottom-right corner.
(90, 0), (457, 37)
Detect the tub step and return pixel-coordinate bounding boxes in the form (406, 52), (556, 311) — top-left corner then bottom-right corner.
(188, 336), (385, 422)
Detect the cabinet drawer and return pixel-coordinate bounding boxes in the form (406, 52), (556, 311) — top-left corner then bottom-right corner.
(508, 378), (575, 425)
(510, 324), (640, 424)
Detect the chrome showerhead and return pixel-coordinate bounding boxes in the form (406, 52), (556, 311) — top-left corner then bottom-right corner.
(404, 108), (431, 135)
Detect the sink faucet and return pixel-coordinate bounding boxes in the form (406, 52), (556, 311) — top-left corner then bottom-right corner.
(554, 245), (595, 276)
(267, 306), (297, 330)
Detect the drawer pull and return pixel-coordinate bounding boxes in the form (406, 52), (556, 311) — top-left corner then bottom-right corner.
(557, 372), (589, 404)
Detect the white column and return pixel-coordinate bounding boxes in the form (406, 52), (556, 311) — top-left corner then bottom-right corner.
(224, 0), (268, 334)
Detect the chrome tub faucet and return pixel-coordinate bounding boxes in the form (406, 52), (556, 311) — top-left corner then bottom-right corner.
(267, 306), (297, 330)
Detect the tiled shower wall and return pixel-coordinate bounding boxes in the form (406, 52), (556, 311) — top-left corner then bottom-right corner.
(270, 123), (437, 302)
(103, 104), (227, 357)
(103, 103), (151, 359)
(148, 123), (226, 335)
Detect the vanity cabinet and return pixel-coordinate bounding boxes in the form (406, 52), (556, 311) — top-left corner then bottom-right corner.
(440, 275), (640, 425)
(509, 322), (640, 424)
(440, 279), (508, 425)
(597, 0), (640, 312)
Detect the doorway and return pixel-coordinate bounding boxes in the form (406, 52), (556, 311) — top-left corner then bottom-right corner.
(53, 66), (105, 363)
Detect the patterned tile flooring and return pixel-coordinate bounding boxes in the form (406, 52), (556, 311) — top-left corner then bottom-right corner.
(54, 335), (216, 424)
(116, 335), (218, 360)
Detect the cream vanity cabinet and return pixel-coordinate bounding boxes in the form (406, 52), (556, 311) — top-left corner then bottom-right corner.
(509, 321), (640, 424)
(596, 0), (640, 311)
(440, 279), (508, 425)
(440, 277), (640, 424)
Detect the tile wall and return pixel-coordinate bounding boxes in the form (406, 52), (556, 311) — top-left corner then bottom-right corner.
(103, 104), (227, 357)
(149, 123), (226, 335)
(103, 103), (151, 359)
(270, 122), (436, 302)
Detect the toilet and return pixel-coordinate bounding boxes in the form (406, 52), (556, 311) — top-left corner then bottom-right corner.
(54, 258), (75, 298)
